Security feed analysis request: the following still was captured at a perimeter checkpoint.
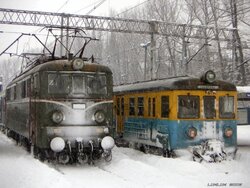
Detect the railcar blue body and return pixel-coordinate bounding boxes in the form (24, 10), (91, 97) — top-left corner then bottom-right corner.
(114, 71), (238, 162)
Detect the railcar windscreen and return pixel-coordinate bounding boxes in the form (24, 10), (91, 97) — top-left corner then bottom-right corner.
(178, 95), (199, 118)
(219, 96), (235, 118)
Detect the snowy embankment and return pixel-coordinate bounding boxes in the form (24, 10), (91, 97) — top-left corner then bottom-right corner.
(0, 127), (250, 188)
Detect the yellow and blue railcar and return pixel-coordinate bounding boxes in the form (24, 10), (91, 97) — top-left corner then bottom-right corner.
(114, 71), (237, 162)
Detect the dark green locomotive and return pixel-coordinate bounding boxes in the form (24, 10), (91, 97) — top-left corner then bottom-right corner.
(4, 57), (115, 164)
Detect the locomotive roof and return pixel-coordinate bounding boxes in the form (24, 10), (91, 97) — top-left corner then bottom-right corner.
(8, 59), (112, 85)
(114, 76), (237, 94)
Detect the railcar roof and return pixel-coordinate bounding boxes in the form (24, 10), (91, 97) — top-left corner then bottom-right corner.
(114, 76), (236, 94)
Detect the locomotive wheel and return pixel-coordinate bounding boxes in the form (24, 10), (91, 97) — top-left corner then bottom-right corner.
(104, 151), (112, 162)
(77, 153), (88, 164)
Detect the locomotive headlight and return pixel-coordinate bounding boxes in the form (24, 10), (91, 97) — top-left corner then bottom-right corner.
(101, 136), (115, 150)
(52, 111), (64, 124)
(224, 127), (233, 138)
(72, 58), (84, 70)
(94, 111), (105, 123)
(187, 127), (197, 139)
(50, 137), (65, 152)
(204, 70), (216, 83)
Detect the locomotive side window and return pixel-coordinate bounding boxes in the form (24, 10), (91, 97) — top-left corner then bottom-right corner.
(161, 96), (169, 118)
(137, 97), (144, 116)
(129, 98), (135, 116)
(178, 95), (199, 118)
(219, 96), (235, 118)
(13, 85), (17, 100)
(6, 88), (11, 101)
(204, 96), (216, 119)
(21, 81), (27, 98)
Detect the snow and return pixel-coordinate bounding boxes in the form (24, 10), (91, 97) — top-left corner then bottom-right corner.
(0, 127), (250, 188)
(237, 86), (250, 93)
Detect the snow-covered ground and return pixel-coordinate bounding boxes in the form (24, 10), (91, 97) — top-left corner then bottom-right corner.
(0, 126), (250, 188)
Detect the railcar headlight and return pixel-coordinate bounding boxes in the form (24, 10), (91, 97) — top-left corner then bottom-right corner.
(72, 58), (84, 70)
(204, 70), (216, 83)
(224, 127), (233, 138)
(187, 127), (197, 139)
(94, 111), (105, 123)
(52, 111), (64, 124)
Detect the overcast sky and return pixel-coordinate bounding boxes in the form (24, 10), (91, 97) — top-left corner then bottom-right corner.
(0, 0), (142, 16)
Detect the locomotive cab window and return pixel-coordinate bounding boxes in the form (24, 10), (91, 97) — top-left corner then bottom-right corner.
(161, 96), (169, 118)
(73, 76), (86, 94)
(219, 96), (235, 118)
(48, 73), (71, 94)
(87, 74), (107, 95)
(178, 95), (199, 118)
(204, 96), (216, 119)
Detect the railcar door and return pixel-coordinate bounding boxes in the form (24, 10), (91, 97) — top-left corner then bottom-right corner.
(203, 96), (217, 138)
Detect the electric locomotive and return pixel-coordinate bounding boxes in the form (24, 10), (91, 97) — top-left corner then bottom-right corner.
(3, 57), (115, 164)
(114, 70), (237, 162)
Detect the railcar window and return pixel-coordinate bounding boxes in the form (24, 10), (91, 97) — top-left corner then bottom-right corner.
(148, 98), (151, 116)
(87, 75), (107, 95)
(178, 95), (199, 118)
(116, 98), (120, 116)
(72, 76), (86, 94)
(129, 98), (135, 116)
(137, 97), (144, 116)
(121, 97), (124, 116)
(219, 96), (235, 118)
(204, 96), (216, 119)
(161, 96), (169, 118)
(152, 98), (156, 117)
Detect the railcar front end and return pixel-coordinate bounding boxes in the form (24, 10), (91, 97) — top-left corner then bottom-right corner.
(114, 71), (237, 162)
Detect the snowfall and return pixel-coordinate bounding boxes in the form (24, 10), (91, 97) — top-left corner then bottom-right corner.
(0, 126), (250, 188)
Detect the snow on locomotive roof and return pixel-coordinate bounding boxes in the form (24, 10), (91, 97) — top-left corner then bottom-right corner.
(114, 76), (236, 93)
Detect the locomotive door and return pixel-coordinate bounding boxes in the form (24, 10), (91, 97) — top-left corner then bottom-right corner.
(29, 74), (38, 143)
(115, 96), (125, 135)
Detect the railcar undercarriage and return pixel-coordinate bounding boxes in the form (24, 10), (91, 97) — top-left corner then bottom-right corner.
(190, 139), (237, 163)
